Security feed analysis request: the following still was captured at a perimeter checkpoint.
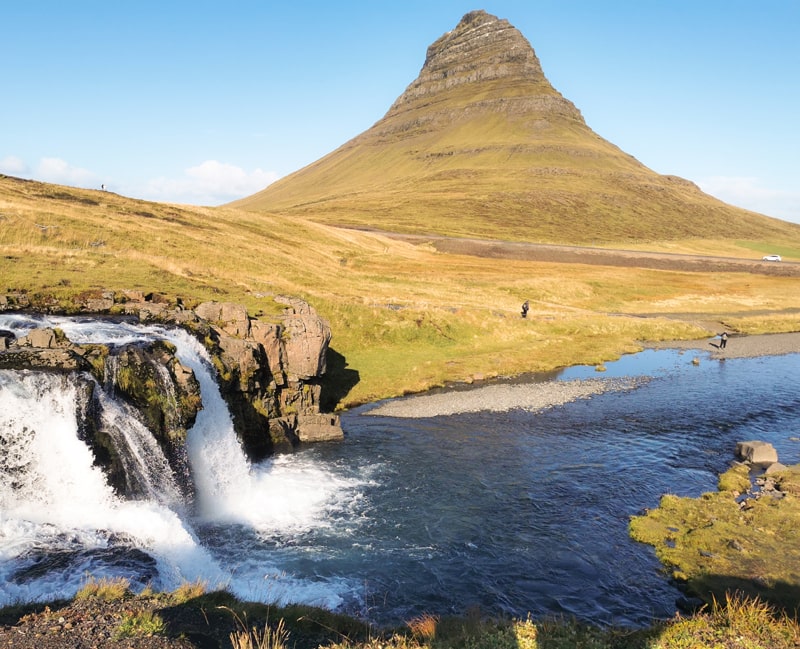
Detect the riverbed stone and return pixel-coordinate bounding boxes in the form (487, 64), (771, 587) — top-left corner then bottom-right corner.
(735, 441), (778, 465)
(764, 461), (787, 475)
(296, 413), (344, 442)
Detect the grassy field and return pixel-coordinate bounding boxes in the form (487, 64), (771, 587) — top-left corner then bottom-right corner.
(3, 577), (800, 649)
(2, 174), (800, 408)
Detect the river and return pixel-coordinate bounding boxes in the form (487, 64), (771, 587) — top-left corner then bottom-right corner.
(0, 314), (798, 627)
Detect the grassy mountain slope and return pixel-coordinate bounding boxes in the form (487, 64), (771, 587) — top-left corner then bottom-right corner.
(3, 173), (800, 407)
(232, 11), (800, 245)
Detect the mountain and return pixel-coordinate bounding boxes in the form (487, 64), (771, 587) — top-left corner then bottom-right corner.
(231, 10), (798, 244)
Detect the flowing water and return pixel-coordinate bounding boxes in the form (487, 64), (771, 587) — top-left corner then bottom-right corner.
(1, 314), (798, 626)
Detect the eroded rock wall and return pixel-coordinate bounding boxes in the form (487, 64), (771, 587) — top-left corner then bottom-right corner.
(0, 291), (344, 464)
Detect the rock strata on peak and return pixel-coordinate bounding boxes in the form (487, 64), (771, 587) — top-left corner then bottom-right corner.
(382, 9), (582, 133)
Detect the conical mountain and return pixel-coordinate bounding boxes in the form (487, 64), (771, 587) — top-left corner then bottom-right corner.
(232, 10), (797, 244)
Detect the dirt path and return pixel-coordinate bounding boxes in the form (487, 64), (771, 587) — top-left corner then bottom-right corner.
(375, 231), (800, 277)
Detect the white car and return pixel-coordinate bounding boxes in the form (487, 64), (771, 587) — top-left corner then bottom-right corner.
(762, 254), (782, 262)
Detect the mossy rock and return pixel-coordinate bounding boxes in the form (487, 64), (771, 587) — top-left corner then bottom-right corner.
(630, 465), (800, 614)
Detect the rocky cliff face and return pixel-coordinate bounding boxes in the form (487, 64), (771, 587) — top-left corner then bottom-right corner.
(192, 296), (343, 457)
(0, 291), (344, 488)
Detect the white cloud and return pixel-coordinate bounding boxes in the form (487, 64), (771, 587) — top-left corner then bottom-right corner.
(0, 156), (103, 190)
(699, 176), (800, 225)
(142, 160), (279, 205)
(0, 155), (28, 175)
(36, 157), (99, 187)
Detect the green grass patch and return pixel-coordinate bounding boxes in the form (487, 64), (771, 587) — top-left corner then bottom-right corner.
(114, 609), (166, 638)
(630, 465), (800, 614)
(736, 240), (800, 261)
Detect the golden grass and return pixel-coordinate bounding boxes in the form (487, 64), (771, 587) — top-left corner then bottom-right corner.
(169, 579), (208, 604)
(75, 576), (130, 602)
(3, 174), (800, 407)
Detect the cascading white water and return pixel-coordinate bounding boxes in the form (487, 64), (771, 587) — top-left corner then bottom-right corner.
(0, 314), (362, 609)
(93, 374), (183, 505)
(163, 327), (357, 533)
(0, 369), (225, 605)
(0, 372), (116, 528)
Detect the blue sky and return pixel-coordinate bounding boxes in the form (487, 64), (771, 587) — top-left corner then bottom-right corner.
(2, 1), (799, 224)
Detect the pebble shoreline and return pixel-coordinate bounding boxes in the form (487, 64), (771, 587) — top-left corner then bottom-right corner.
(367, 376), (649, 418)
(367, 332), (800, 419)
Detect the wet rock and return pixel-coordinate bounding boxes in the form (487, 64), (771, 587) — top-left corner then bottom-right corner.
(735, 441), (778, 466)
(1, 291), (344, 463)
(676, 595), (705, 614)
(296, 413), (345, 442)
(0, 328), (89, 371)
(764, 461), (787, 475)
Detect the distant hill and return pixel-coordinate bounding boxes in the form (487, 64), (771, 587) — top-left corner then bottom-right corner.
(231, 10), (799, 245)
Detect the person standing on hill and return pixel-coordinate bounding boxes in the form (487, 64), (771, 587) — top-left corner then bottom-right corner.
(521, 301), (529, 318)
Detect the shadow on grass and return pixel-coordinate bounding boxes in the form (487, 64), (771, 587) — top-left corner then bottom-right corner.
(320, 347), (360, 412)
(157, 592), (375, 649)
(683, 573), (800, 619)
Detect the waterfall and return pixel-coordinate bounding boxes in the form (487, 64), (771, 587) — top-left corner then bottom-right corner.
(0, 368), (225, 605)
(93, 367), (183, 505)
(0, 371), (117, 527)
(163, 327), (353, 534)
(0, 314), (361, 610)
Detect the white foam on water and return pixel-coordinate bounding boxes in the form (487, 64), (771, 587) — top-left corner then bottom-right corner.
(0, 369), (228, 605)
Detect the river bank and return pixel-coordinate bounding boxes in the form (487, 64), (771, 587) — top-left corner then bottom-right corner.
(366, 331), (800, 418)
(647, 330), (800, 359)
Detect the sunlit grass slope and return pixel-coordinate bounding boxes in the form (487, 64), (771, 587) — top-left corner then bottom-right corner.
(231, 12), (800, 246)
(2, 174), (800, 407)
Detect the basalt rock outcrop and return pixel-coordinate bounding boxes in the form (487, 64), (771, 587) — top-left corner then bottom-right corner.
(377, 9), (582, 138)
(191, 295), (343, 457)
(0, 291), (344, 474)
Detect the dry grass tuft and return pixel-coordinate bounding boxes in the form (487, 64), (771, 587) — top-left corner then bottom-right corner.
(75, 576), (130, 602)
(406, 613), (439, 641)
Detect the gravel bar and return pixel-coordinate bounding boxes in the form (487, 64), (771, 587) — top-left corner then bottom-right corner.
(366, 377), (648, 418)
(647, 331), (800, 359)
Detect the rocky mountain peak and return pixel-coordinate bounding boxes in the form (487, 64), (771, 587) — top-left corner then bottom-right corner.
(233, 11), (793, 245)
(377, 10), (583, 136)
(422, 10), (546, 87)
